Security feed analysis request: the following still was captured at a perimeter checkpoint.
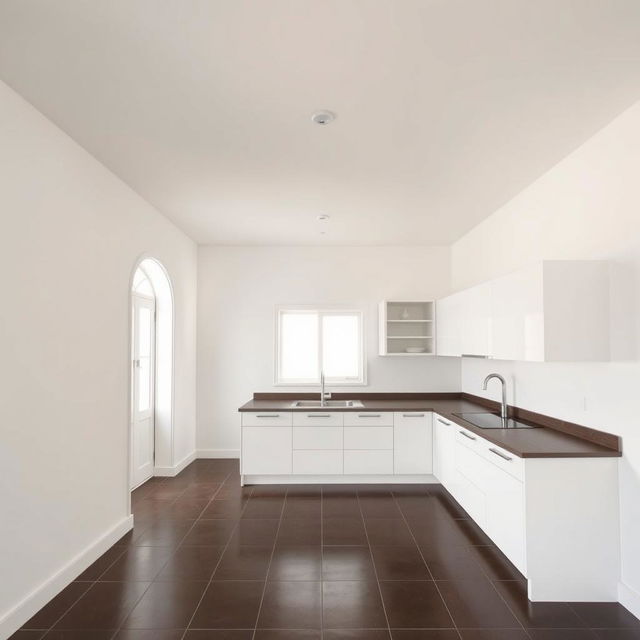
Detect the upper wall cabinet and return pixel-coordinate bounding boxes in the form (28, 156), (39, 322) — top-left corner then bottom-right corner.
(437, 261), (609, 362)
(379, 301), (435, 356)
(436, 282), (491, 358)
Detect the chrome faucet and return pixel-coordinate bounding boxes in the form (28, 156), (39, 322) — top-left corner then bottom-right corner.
(482, 373), (508, 420)
(320, 371), (331, 407)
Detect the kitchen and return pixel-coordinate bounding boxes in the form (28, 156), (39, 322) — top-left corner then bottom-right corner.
(2, 2), (640, 639)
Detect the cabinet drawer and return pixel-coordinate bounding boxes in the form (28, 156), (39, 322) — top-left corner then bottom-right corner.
(454, 441), (487, 525)
(242, 426), (292, 474)
(344, 412), (394, 427)
(455, 426), (482, 451)
(293, 426), (343, 450)
(242, 412), (292, 427)
(477, 440), (524, 482)
(292, 412), (343, 427)
(344, 426), (393, 450)
(293, 450), (343, 474)
(344, 450), (394, 474)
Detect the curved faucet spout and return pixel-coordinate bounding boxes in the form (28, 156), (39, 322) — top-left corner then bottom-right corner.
(482, 373), (508, 420)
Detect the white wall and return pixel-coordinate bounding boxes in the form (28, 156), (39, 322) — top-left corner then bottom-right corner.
(450, 101), (640, 614)
(0, 80), (197, 635)
(197, 245), (460, 455)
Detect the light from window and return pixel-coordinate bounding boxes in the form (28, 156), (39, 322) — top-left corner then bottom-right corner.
(276, 309), (365, 384)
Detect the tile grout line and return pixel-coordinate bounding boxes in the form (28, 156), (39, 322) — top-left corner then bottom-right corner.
(390, 489), (463, 640)
(320, 486), (324, 640)
(356, 489), (393, 637)
(124, 468), (235, 639)
(250, 488), (287, 640)
(178, 469), (253, 640)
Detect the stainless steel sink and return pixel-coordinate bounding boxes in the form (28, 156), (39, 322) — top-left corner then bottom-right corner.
(453, 412), (537, 429)
(291, 400), (364, 408)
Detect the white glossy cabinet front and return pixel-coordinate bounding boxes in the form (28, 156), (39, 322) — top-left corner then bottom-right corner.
(394, 412), (433, 474)
(242, 426), (292, 475)
(436, 260), (610, 362)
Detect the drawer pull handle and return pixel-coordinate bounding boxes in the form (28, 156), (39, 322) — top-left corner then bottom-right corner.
(436, 417), (451, 425)
(357, 414), (382, 418)
(459, 430), (476, 441)
(489, 447), (513, 462)
(308, 414), (331, 418)
(403, 413), (425, 417)
(256, 414), (280, 418)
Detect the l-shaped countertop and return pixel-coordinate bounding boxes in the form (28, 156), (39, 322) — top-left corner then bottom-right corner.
(239, 393), (621, 459)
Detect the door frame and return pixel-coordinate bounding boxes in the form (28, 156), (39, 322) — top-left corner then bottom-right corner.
(127, 255), (175, 514)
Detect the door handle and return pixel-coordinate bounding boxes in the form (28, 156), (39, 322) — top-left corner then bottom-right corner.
(357, 414), (381, 418)
(402, 413), (425, 417)
(256, 414), (280, 418)
(489, 447), (513, 462)
(436, 417), (451, 425)
(459, 430), (476, 441)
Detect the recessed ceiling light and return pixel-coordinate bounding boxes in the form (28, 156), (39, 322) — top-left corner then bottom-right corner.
(317, 214), (330, 222)
(311, 110), (336, 125)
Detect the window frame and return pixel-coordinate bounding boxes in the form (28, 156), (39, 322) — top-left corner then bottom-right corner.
(274, 306), (367, 386)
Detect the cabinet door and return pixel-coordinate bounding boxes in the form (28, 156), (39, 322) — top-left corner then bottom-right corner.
(436, 293), (462, 356)
(460, 282), (492, 357)
(484, 463), (526, 573)
(454, 440), (487, 526)
(242, 426), (292, 475)
(491, 265), (544, 361)
(394, 412), (433, 474)
(433, 414), (455, 489)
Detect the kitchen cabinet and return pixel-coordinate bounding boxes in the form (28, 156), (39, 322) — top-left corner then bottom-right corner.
(433, 413), (456, 489)
(394, 412), (433, 474)
(436, 283), (491, 358)
(379, 300), (435, 356)
(453, 425), (525, 572)
(436, 260), (609, 361)
(240, 406), (620, 602)
(242, 426), (292, 475)
(242, 410), (432, 478)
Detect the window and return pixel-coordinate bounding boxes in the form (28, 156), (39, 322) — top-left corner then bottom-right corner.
(276, 308), (365, 385)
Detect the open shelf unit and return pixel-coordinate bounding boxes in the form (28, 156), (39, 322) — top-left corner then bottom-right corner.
(379, 300), (435, 356)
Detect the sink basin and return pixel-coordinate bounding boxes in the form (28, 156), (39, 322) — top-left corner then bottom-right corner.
(291, 400), (364, 408)
(453, 412), (538, 429)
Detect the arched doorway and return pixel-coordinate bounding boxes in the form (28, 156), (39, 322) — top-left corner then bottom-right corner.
(129, 257), (174, 490)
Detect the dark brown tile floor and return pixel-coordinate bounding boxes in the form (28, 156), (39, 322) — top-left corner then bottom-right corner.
(12, 459), (640, 640)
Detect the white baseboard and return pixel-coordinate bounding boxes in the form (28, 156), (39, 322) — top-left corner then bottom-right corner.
(0, 515), (133, 639)
(197, 449), (240, 459)
(243, 474), (438, 485)
(619, 580), (640, 620)
(154, 450), (197, 477)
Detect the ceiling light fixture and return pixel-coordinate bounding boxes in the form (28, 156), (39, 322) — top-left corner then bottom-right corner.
(317, 214), (330, 222)
(311, 110), (336, 125)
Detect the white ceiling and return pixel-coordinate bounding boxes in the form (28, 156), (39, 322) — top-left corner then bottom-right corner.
(1, 1), (639, 245)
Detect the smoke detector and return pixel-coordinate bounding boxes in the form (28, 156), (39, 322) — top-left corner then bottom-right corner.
(311, 110), (336, 125)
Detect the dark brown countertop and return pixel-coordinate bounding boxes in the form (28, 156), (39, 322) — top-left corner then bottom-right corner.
(239, 392), (621, 459)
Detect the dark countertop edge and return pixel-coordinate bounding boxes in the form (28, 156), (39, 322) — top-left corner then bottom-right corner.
(238, 392), (621, 459)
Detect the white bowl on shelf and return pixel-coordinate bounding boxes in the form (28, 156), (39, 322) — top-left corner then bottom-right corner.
(405, 347), (426, 353)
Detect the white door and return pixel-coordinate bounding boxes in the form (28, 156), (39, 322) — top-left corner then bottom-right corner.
(131, 294), (155, 488)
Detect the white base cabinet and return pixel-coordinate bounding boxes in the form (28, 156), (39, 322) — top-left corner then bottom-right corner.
(242, 426), (292, 475)
(242, 409), (620, 602)
(242, 410), (431, 479)
(394, 412), (433, 474)
(432, 412), (619, 602)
